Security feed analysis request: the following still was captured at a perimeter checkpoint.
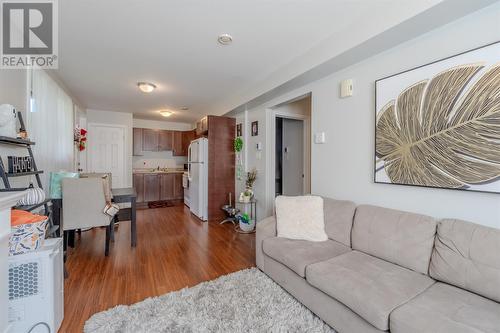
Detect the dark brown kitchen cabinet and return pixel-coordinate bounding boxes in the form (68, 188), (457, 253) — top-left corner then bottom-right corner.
(196, 117), (208, 136)
(133, 128), (143, 156)
(158, 130), (173, 151)
(133, 173), (145, 203)
(142, 129), (159, 152)
(182, 130), (195, 155)
(172, 131), (184, 156)
(173, 173), (184, 199)
(159, 174), (174, 200)
(143, 174), (160, 202)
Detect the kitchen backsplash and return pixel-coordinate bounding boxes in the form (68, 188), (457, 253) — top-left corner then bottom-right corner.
(133, 151), (187, 169)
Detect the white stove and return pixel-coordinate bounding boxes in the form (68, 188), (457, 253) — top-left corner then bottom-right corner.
(182, 171), (190, 207)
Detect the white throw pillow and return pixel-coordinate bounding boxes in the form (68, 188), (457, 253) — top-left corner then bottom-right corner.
(275, 195), (328, 242)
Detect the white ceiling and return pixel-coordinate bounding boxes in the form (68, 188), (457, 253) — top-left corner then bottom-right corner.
(56, 0), (445, 123)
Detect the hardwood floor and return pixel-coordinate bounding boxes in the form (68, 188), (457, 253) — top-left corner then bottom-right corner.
(59, 205), (255, 332)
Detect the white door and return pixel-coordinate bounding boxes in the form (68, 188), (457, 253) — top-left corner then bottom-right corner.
(88, 124), (125, 188)
(282, 118), (304, 195)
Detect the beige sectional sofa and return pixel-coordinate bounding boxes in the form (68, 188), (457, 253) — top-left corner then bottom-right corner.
(256, 197), (500, 332)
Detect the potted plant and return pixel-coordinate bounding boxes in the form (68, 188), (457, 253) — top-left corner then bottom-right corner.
(234, 137), (243, 180)
(240, 168), (257, 202)
(238, 212), (255, 232)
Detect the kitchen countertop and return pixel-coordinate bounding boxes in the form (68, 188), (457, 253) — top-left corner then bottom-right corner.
(133, 169), (185, 174)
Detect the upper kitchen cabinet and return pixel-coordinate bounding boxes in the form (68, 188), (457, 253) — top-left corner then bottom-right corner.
(158, 130), (173, 151)
(196, 116), (208, 136)
(172, 131), (184, 156)
(133, 127), (192, 156)
(182, 130), (195, 155)
(142, 129), (159, 151)
(133, 128), (143, 156)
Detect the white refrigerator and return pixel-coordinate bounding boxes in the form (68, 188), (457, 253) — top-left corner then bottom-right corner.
(188, 137), (208, 221)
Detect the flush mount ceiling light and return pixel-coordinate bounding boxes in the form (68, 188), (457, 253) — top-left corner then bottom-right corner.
(180, 106), (189, 111)
(217, 33), (233, 45)
(137, 82), (156, 93)
(160, 110), (173, 117)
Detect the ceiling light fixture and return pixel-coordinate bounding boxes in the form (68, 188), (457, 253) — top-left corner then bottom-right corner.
(137, 82), (156, 93)
(217, 33), (233, 45)
(180, 106), (189, 111)
(160, 110), (173, 117)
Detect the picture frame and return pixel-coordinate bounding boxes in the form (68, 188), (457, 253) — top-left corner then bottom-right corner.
(251, 121), (258, 136)
(236, 123), (242, 137)
(374, 41), (500, 194)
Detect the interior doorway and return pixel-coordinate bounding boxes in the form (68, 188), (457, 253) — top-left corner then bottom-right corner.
(276, 117), (305, 196)
(272, 94), (311, 198)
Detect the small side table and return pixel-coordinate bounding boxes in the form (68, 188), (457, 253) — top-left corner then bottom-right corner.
(234, 199), (257, 234)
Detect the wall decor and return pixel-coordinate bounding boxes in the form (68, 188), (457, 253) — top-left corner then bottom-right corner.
(251, 121), (258, 136)
(8, 156), (34, 173)
(236, 123), (242, 137)
(375, 41), (500, 193)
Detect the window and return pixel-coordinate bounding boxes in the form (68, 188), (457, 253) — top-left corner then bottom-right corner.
(28, 69), (74, 191)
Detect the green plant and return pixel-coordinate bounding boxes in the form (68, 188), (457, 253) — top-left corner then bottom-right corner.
(245, 168), (257, 189)
(239, 213), (250, 224)
(234, 137), (243, 152)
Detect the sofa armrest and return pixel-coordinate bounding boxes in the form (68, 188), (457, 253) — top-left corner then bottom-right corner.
(256, 216), (277, 270)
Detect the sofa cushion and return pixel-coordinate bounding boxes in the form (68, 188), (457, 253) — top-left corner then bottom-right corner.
(275, 196), (328, 242)
(390, 282), (500, 333)
(262, 237), (350, 277)
(352, 205), (436, 274)
(430, 219), (500, 303)
(306, 250), (434, 330)
(323, 197), (356, 247)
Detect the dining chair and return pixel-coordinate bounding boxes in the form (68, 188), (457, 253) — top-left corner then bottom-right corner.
(62, 177), (115, 256)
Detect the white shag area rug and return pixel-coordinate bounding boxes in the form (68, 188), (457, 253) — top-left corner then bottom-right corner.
(84, 268), (335, 333)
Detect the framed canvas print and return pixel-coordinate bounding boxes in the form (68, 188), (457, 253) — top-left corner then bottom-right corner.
(251, 121), (258, 136)
(375, 41), (500, 194)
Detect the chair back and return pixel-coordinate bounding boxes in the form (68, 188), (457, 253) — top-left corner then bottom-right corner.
(62, 177), (111, 231)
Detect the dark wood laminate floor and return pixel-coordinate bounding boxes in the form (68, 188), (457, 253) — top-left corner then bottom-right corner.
(60, 205), (255, 332)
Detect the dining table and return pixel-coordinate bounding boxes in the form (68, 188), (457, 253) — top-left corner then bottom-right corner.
(111, 187), (137, 247)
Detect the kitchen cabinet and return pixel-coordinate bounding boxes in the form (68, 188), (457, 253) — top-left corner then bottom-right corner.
(134, 172), (184, 204)
(133, 128), (143, 156)
(133, 173), (145, 203)
(173, 173), (183, 199)
(196, 117), (208, 136)
(159, 174), (174, 200)
(182, 130), (195, 155)
(158, 130), (173, 151)
(142, 129), (159, 152)
(143, 174), (160, 202)
(172, 131), (184, 156)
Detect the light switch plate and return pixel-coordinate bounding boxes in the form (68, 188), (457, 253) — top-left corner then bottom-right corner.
(314, 132), (326, 144)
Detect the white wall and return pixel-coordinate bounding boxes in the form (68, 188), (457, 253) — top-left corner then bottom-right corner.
(234, 3), (500, 228)
(0, 70), (29, 189)
(0, 70), (28, 117)
(86, 109), (133, 187)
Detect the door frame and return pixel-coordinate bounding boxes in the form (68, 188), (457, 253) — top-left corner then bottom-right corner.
(267, 94), (311, 205)
(87, 122), (127, 188)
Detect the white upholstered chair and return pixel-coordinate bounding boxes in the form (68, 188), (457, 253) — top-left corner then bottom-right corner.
(62, 177), (115, 256)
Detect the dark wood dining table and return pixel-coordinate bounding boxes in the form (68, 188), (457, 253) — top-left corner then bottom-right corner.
(111, 187), (137, 247)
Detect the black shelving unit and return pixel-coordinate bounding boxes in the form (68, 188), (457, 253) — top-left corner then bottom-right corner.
(0, 112), (52, 217)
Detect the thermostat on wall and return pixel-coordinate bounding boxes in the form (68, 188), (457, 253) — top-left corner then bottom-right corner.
(314, 132), (326, 144)
(340, 79), (353, 98)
